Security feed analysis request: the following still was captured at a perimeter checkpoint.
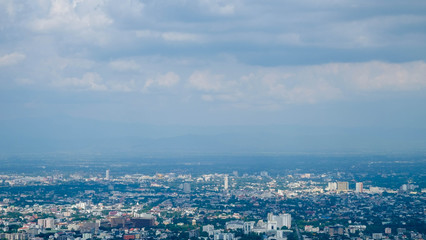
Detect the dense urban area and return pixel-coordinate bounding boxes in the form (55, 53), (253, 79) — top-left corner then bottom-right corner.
(0, 154), (425, 240)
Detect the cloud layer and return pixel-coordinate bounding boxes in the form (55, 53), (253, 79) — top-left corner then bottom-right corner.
(0, 0), (425, 126)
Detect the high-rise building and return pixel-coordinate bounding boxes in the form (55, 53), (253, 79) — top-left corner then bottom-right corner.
(268, 213), (291, 230)
(281, 214), (292, 229)
(243, 222), (255, 234)
(224, 175), (229, 190)
(37, 218), (55, 229)
(355, 182), (363, 193)
(337, 182), (349, 192)
(105, 169), (110, 180)
(328, 182), (337, 191)
(183, 182), (191, 193)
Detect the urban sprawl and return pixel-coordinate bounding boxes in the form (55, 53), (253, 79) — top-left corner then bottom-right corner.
(0, 169), (425, 240)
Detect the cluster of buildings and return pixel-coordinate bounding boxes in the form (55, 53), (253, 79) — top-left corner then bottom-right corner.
(202, 213), (292, 240)
(0, 169), (424, 240)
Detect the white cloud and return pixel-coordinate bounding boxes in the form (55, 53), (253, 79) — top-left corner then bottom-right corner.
(156, 72), (180, 87)
(144, 72), (180, 90)
(52, 72), (107, 91)
(244, 71), (342, 104)
(187, 61), (426, 106)
(188, 71), (226, 91)
(30, 0), (113, 32)
(344, 61), (426, 91)
(136, 30), (201, 42)
(0, 52), (26, 66)
(40, 61), (425, 101)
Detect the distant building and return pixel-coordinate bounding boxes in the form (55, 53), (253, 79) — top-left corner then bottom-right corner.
(385, 227), (392, 234)
(300, 173), (311, 178)
(224, 175), (229, 191)
(183, 182), (191, 193)
(37, 218), (54, 229)
(267, 213), (277, 230)
(203, 225), (215, 236)
(267, 213), (291, 230)
(329, 226), (344, 236)
(280, 214), (291, 229)
(105, 170), (110, 180)
(130, 215), (155, 228)
(337, 182), (349, 192)
(369, 187), (383, 194)
(400, 183), (417, 191)
(80, 222), (99, 233)
(123, 235), (136, 240)
(243, 222), (255, 234)
(328, 182), (337, 191)
(214, 232), (234, 240)
(356, 182), (363, 193)
(189, 229), (200, 238)
(0, 233), (31, 240)
(372, 233), (383, 239)
(109, 216), (125, 228)
(225, 221), (244, 230)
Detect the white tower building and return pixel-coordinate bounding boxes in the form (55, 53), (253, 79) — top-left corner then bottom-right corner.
(328, 182), (337, 191)
(356, 182), (363, 193)
(281, 214), (292, 229)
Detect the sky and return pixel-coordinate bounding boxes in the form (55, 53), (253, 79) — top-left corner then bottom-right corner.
(0, 0), (426, 154)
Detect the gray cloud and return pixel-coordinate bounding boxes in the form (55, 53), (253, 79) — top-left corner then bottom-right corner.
(0, 0), (425, 130)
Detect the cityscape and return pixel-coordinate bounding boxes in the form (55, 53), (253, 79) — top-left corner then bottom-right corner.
(1, 1), (426, 240)
(0, 155), (424, 240)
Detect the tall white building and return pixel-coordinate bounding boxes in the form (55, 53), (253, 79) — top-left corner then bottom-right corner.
(280, 213), (292, 229)
(356, 182), (363, 193)
(105, 169), (110, 180)
(328, 182), (337, 191)
(268, 213), (292, 230)
(224, 175), (229, 191)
